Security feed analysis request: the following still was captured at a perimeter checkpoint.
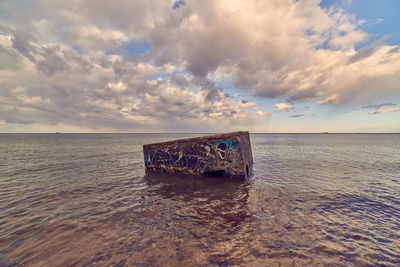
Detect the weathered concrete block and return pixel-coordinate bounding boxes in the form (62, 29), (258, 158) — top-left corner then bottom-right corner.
(143, 131), (253, 179)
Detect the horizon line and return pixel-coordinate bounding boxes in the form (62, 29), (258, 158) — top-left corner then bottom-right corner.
(0, 132), (399, 134)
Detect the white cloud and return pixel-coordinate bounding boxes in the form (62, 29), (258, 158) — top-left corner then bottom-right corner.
(78, 25), (128, 42)
(274, 103), (293, 111)
(107, 81), (127, 92)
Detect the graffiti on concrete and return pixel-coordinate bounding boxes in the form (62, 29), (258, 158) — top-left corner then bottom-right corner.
(143, 132), (253, 178)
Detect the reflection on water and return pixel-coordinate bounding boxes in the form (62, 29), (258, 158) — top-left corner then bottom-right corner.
(134, 173), (253, 266)
(144, 172), (252, 228)
(0, 133), (399, 266)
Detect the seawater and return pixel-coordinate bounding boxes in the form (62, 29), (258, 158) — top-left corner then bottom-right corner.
(0, 133), (399, 266)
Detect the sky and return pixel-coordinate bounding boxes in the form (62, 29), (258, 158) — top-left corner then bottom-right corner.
(0, 0), (399, 133)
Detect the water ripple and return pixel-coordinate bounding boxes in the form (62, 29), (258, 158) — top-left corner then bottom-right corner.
(0, 133), (399, 266)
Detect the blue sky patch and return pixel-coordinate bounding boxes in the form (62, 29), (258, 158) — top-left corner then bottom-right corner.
(123, 39), (150, 54)
(147, 73), (170, 81)
(70, 44), (82, 54)
(173, 0), (186, 9)
(321, 0), (400, 47)
(105, 39), (150, 56)
(351, 0), (400, 46)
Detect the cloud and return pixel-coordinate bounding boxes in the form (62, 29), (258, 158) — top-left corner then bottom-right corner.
(317, 94), (340, 105)
(289, 114), (307, 118)
(362, 102), (396, 110)
(0, 30), (261, 131)
(36, 46), (70, 76)
(0, 0), (399, 132)
(348, 45), (377, 64)
(388, 45), (400, 54)
(107, 81), (127, 92)
(256, 111), (273, 118)
(372, 18), (384, 25)
(368, 107), (400, 115)
(274, 103), (293, 111)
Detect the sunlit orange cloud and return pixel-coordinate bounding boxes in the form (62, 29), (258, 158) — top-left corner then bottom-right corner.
(368, 107), (400, 115)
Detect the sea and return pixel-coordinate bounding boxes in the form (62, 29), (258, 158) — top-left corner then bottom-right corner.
(0, 133), (399, 266)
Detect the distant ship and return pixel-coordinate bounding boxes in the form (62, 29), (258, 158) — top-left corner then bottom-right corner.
(321, 132), (329, 134)
(55, 132), (60, 134)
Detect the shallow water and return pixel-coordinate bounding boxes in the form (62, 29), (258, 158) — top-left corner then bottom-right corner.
(0, 133), (399, 266)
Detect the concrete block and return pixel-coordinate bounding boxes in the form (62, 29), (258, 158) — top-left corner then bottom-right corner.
(143, 131), (253, 179)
